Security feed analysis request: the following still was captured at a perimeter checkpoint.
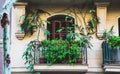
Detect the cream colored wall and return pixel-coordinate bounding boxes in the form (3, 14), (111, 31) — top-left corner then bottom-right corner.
(11, 3), (120, 74)
(107, 4), (120, 36)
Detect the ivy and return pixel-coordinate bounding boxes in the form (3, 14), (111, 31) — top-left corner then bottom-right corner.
(22, 40), (42, 70)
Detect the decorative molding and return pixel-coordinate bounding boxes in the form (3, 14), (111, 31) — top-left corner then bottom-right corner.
(14, 2), (28, 8)
(14, 2), (28, 6)
(95, 2), (110, 7)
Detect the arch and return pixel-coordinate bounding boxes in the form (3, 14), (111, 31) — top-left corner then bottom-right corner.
(47, 14), (75, 40)
(46, 13), (75, 21)
(47, 14), (74, 21)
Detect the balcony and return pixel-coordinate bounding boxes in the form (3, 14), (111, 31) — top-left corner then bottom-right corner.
(102, 41), (120, 72)
(34, 47), (88, 72)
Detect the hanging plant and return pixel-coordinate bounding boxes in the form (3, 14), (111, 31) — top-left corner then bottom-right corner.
(20, 10), (41, 35)
(22, 40), (42, 70)
(87, 10), (99, 35)
(19, 9), (50, 36)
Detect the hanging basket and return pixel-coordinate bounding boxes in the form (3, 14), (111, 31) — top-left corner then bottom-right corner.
(15, 31), (25, 40)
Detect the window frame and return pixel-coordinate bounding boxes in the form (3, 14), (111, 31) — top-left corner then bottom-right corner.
(47, 15), (74, 40)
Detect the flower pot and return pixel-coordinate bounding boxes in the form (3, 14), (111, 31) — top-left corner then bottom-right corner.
(15, 31), (25, 40)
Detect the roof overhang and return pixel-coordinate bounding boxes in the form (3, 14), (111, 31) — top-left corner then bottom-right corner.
(17, 0), (92, 6)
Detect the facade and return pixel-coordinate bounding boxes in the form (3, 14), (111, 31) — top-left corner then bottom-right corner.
(1, 0), (120, 74)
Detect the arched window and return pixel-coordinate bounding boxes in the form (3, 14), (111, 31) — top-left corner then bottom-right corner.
(118, 18), (120, 36)
(47, 15), (74, 40)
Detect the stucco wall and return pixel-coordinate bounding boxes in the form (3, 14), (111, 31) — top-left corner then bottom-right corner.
(107, 4), (120, 36)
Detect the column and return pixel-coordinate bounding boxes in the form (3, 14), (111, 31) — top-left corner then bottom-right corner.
(11, 2), (27, 72)
(95, 2), (109, 36)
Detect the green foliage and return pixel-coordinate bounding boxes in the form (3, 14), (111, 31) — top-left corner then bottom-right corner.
(41, 25), (92, 65)
(44, 29), (50, 35)
(22, 40), (41, 70)
(19, 9), (50, 36)
(65, 15), (74, 23)
(42, 39), (81, 65)
(108, 36), (120, 48)
(102, 26), (114, 40)
(34, 72), (41, 74)
(79, 35), (93, 49)
(87, 9), (99, 34)
(20, 13), (40, 35)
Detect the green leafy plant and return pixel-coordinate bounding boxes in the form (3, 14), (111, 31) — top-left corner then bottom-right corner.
(87, 10), (99, 34)
(42, 39), (67, 65)
(19, 9), (50, 36)
(108, 36), (120, 48)
(79, 35), (93, 49)
(102, 26), (114, 40)
(22, 40), (41, 70)
(42, 39), (81, 65)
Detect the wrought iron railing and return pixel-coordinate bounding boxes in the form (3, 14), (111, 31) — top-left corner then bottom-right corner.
(102, 41), (120, 64)
(34, 47), (87, 65)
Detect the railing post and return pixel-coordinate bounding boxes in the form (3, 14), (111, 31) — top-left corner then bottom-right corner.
(82, 47), (87, 64)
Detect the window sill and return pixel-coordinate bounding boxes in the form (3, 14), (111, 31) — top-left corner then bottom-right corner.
(103, 64), (120, 72)
(34, 64), (88, 72)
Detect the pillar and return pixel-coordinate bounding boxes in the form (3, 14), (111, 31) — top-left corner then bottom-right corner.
(95, 2), (109, 36)
(11, 2), (27, 73)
